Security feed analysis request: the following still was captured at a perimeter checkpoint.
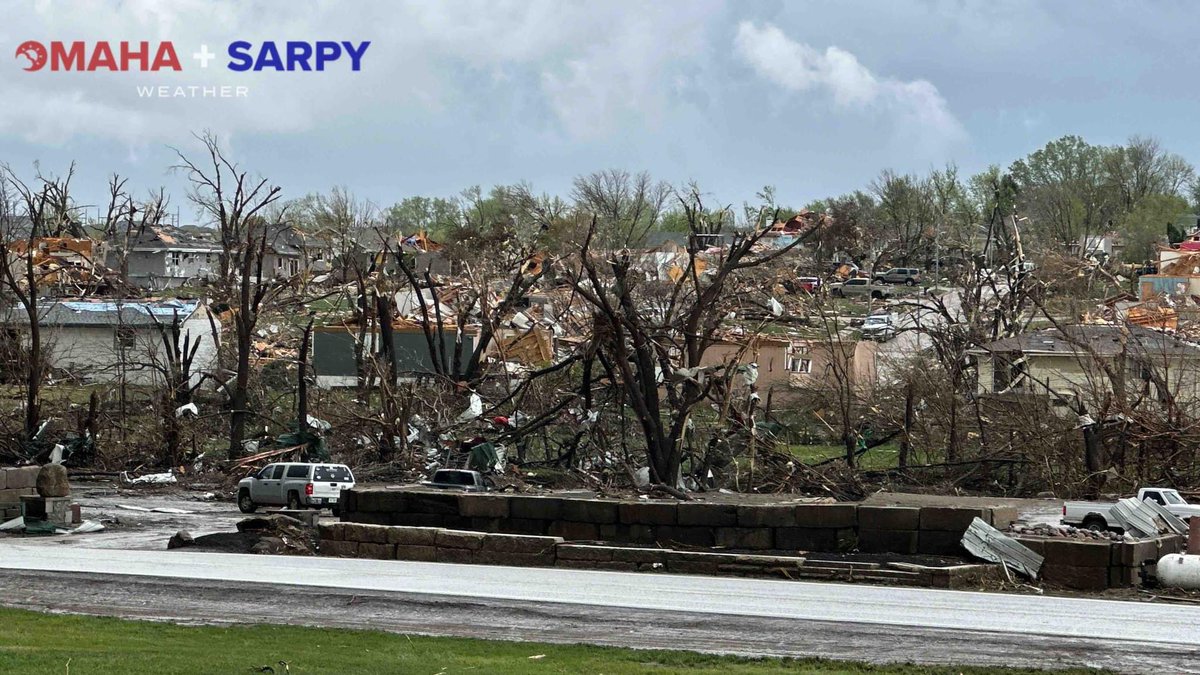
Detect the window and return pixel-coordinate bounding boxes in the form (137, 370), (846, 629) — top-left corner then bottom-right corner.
(314, 465), (353, 482)
(1164, 491), (1184, 505)
(1146, 492), (1166, 506)
(992, 354), (1028, 392)
(256, 465), (275, 480)
(205, 253), (212, 264)
(271, 465), (286, 480)
(169, 251), (181, 266)
(285, 464), (310, 478)
(289, 259), (298, 275)
(115, 327), (136, 350)
(788, 357), (812, 374)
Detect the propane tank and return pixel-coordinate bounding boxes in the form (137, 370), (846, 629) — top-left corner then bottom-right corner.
(1157, 554), (1200, 590)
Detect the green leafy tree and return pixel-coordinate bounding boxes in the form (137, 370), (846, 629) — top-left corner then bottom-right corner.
(1009, 135), (1115, 250)
(383, 195), (460, 239)
(1117, 193), (1189, 263)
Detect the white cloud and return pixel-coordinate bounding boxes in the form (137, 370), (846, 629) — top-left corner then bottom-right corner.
(0, 1), (722, 150)
(733, 21), (966, 144)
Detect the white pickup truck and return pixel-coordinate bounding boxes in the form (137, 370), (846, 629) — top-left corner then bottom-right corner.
(237, 462), (355, 513)
(1062, 487), (1200, 531)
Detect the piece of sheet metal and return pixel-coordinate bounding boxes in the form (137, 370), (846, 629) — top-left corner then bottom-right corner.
(961, 517), (1044, 580)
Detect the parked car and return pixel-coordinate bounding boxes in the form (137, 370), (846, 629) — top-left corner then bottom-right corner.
(1061, 487), (1200, 531)
(830, 278), (893, 299)
(422, 469), (489, 492)
(237, 462), (355, 513)
(873, 267), (922, 286)
(860, 313), (897, 341)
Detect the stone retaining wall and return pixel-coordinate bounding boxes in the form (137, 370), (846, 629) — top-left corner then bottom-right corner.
(1011, 533), (1183, 590)
(318, 522), (999, 589)
(0, 467), (40, 520)
(340, 489), (1018, 557)
(336, 489), (1181, 590)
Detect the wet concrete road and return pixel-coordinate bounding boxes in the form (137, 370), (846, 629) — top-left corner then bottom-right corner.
(0, 544), (1197, 673)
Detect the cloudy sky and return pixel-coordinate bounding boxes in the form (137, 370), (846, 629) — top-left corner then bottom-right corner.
(1, 0), (1197, 219)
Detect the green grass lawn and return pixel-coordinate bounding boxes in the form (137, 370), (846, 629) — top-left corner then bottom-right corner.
(0, 607), (1095, 674)
(789, 443), (902, 471)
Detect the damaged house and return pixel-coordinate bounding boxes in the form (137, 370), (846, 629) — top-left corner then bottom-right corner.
(700, 333), (879, 397)
(262, 222), (310, 279)
(109, 223), (314, 290)
(108, 226), (223, 290)
(0, 299), (220, 386)
(971, 324), (1200, 409)
(312, 320), (480, 386)
(5, 237), (106, 294)
(312, 283), (557, 387)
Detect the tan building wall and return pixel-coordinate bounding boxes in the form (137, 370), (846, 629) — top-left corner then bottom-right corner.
(701, 336), (878, 394)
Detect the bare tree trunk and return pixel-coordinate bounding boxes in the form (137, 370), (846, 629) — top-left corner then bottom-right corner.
(173, 132), (283, 461)
(297, 316), (315, 431)
(23, 294), (40, 442)
(1082, 422), (1104, 499)
(376, 293), (398, 461)
(229, 319), (252, 459)
(900, 381), (914, 469)
(947, 392), (960, 463)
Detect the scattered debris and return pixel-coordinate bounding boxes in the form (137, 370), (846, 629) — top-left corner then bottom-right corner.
(962, 517), (1044, 580)
(230, 444), (304, 470)
(0, 516), (102, 535)
(1110, 497), (1173, 538)
(171, 514), (316, 555)
(69, 521), (104, 534)
(457, 392), (483, 423)
(117, 504), (195, 515)
(121, 471), (177, 486)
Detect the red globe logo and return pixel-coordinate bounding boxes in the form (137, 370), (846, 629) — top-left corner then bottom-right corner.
(15, 41), (47, 71)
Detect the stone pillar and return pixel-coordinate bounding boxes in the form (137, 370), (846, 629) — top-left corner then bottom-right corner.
(20, 495), (73, 529)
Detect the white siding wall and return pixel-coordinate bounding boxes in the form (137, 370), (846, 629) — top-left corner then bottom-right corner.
(45, 309), (220, 387)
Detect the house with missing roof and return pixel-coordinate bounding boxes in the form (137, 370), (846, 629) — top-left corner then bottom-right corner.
(0, 299), (220, 386)
(970, 324), (1200, 409)
(108, 226), (224, 290)
(110, 223), (313, 290)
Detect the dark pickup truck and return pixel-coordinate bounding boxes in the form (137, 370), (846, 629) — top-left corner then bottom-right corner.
(421, 469), (489, 492)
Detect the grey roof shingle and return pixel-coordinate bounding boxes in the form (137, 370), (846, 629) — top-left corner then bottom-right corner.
(1, 299), (201, 328)
(977, 324), (1200, 358)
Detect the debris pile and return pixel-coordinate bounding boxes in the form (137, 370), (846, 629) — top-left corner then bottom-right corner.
(167, 513), (316, 555)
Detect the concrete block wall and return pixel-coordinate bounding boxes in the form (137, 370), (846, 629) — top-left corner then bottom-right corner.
(318, 522), (1000, 589)
(1011, 533), (1183, 590)
(341, 489), (1017, 559)
(0, 467), (40, 520)
(319, 522), (562, 567)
